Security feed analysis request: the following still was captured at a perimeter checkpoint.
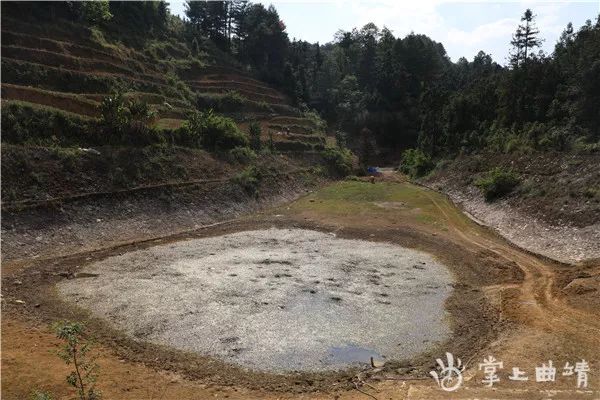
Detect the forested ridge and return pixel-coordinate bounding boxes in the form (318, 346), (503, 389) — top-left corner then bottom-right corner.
(3, 1), (600, 170)
(176, 2), (600, 166)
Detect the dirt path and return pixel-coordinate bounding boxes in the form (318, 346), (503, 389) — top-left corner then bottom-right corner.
(2, 176), (599, 399)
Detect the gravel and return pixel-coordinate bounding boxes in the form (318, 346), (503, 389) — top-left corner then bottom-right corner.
(58, 228), (453, 372)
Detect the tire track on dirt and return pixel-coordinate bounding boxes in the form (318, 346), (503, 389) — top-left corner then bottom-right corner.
(421, 189), (600, 336)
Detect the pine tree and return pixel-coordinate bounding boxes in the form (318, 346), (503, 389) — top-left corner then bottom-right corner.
(510, 9), (542, 68)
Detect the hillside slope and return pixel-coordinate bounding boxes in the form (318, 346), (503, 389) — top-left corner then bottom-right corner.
(1, 12), (337, 205)
(0, 12), (328, 145)
(421, 151), (600, 263)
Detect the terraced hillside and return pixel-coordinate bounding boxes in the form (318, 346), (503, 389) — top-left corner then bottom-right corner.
(1, 15), (328, 156)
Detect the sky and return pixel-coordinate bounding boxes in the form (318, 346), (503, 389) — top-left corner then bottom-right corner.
(170, 1), (600, 64)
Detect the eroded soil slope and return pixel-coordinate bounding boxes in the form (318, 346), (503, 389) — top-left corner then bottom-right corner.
(422, 151), (600, 263)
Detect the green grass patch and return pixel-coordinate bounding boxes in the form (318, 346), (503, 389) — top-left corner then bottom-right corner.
(290, 181), (446, 227)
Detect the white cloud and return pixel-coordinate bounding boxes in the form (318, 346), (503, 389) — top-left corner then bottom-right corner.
(445, 18), (516, 47)
(340, 0), (574, 62)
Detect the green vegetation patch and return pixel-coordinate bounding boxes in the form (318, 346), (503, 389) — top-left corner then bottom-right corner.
(399, 149), (434, 178)
(475, 167), (521, 201)
(290, 180), (452, 229)
(321, 146), (353, 177)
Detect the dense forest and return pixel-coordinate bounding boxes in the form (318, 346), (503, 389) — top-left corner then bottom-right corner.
(4, 1), (600, 169)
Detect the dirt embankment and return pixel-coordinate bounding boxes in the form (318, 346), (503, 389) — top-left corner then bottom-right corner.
(421, 151), (600, 264)
(1, 146), (324, 266)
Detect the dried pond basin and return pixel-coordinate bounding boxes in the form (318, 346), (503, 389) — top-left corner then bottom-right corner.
(58, 228), (454, 372)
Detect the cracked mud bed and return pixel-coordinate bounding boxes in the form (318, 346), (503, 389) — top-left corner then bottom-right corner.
(58, 228), (453, 372)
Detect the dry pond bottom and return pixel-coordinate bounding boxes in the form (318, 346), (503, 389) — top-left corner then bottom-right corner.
(58, 228), (454, 372)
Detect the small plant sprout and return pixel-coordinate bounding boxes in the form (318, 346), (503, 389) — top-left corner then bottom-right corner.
(53, 321), (102, 400)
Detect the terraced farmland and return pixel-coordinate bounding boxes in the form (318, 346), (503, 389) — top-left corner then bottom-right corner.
(1, 16), (327, 153)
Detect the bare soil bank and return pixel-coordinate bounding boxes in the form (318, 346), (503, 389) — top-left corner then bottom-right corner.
(421, 151), (600, 264)
(1, 163), (322, 266)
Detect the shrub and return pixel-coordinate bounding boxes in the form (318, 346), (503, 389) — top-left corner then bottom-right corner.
(303, 109), (327, 132)
(321, 146), (353, 177)
(249, 121), (262, 151)
(475, 167), (520, 201)
(185, 109), (248, 151)
(99, 94), (162, 146)
(572, 137), (600, 153)
(229, 146), (256, 164)
(274, 140), (313, 152)
(399, 148), (433, 178)
(195, 92), (248, 113)
(232, 165), (262, 195)
(220, 91), (246, 111)
(99, 93), (129, 140)
(268, 131), (275, 153)
(2, 102), (94, 146)
(165, 73), (194, 102)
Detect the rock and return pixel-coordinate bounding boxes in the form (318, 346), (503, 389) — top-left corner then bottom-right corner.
(74, 272), (99, 279)
(370, 357), (385, 368)
(13, 280), (22, 285)
(563, 278), (598, 295)
(79, 147), (101, 155)
(14, 300), (25, 305)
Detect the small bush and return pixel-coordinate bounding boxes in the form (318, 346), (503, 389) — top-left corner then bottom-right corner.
(584, 187), (599, 200)
(232, 165), (262, 195)
(220, 91), (246, 111)
(99, 94), (162, 146)
(475, 167), (520, 201)
(572, 136), (600, 154)
(321, 146), (353, 177)
(185, 109), (248, 151)
(165, 73), (194, 102)
(399, 148), (433, 178)
(229, 146), (256, 164)
(249, 122), (262, 151)
(195, 92), (248, 113)
(2, 101), (93, 146)
(303, 109), (327, 132)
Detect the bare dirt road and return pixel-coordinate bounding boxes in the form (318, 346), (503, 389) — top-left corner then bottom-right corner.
(2, 174), (599, 399)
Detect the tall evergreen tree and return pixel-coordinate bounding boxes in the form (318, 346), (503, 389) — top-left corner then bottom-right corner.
(510, 9), (542, 67)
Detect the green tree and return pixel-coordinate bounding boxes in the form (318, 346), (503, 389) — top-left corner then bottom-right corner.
(510, 9), (542, 68)
(237, 4), (289, 83)
(75, 0), (112, 25)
